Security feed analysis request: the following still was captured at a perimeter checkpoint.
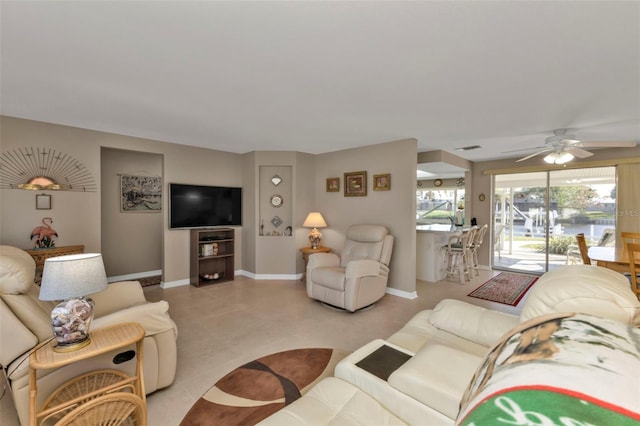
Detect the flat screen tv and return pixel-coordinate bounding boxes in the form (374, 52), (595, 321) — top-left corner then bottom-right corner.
(169, 183), (242, 229)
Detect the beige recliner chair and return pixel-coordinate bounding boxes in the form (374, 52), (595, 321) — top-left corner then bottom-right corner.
(0, 245), (178, 425)
(306, 225), (393, 312)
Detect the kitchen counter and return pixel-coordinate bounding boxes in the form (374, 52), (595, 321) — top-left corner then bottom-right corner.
(416, 224), (465, 282)
(416, 224), (465, 232)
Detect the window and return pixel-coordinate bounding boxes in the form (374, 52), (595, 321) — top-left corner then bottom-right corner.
(416, 187), (465, 224)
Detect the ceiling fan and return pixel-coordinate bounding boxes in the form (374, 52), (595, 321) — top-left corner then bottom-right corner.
(511, 129), (637, 164)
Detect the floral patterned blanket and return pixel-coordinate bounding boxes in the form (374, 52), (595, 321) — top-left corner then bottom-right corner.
(457, 313), (640, 426)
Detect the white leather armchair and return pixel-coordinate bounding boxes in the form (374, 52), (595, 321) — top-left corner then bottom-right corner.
(306, 225), (394, 312)
(0, 245), (178, 425)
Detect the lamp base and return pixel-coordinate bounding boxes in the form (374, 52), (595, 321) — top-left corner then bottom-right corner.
(50, 297), (95, 352)
(309, 228), (322, 249)
(53, 337), (92, 353)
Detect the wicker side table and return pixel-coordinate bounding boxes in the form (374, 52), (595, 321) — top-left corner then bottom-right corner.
(54, 392), (145, 426)
(29, 322), (146, 426)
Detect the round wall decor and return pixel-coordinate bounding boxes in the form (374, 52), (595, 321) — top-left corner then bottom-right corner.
(270, 194), (283, 207)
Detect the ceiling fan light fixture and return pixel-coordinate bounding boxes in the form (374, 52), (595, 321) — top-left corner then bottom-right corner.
(543, 154), (555, 164)
(544, 151), (574, 164)
(557, 151), (574, 164)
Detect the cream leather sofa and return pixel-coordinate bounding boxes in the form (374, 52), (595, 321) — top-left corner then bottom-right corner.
(260, 265), (640, 425)
(0, 245), (178, 426)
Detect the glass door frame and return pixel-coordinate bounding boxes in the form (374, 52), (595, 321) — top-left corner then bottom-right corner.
(493, 167), (616, 274)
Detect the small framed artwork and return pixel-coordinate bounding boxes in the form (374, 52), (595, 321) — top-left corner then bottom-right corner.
(326, 177), (340, 192)
(373, 174), (391, 191)
(36, 194), (51, 210)
(344, 171), (367, 197)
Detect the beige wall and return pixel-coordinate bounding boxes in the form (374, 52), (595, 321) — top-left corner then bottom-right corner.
(417, 150), (472, 170)
(100, 147), (163, 277)
(240, 151), (257, 273)
(2, 116), (414, 292)
(293, 152), (316, 273)
(616, 163), (640, 242)
(1, 118), (103, 252)
(4, 116), (637, 290)
(315, 138), (418, 295)
(251, 152), (296, 276)
(0, 116), (244, 284)
(241, 151), (315, 277)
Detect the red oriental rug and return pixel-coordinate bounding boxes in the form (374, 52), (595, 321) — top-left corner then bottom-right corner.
(180, 348), (347, 426)
(468, 272), (539, 306)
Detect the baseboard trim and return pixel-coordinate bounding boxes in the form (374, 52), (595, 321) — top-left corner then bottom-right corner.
(154, 271), (420, 298)
(236, 270), (300, 280)
(161, 279), (190, 289)
(108, 270), (162, 283)
(386, 287), (418, 300)
(234, 270), (418, 298)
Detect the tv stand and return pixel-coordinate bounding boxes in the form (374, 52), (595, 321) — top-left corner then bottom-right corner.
(190, 228), (235, 286)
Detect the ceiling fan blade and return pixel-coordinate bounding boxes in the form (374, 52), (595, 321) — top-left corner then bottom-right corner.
(578, 141), (637, 149)
(516, 148), (550, 162)
(566, 147), (594, 159)
(502, 145), (546, 154)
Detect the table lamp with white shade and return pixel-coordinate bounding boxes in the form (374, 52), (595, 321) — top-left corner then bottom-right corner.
(303, 212), (328, 249)
(39, 253), (108, 352)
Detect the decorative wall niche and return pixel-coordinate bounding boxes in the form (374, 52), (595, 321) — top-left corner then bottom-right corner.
(259, 166), (292, 236)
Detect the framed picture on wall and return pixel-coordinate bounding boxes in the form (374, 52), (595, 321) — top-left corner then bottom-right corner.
(344, 171), (367, 197)
(36, 194), (51, 210)
(373, 174), (391, 191)
(121, 175), (162, 212)
(326, 177), (340, 192)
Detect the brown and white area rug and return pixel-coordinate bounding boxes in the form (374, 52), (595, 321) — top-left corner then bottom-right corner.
(468, 272), (539, 306)
(180, 348), (348, 426)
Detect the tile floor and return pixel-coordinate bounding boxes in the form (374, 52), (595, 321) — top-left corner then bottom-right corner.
(1, 269), (521, 425)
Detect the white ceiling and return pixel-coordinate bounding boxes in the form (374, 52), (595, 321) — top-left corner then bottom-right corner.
(1, 1), (639, 162)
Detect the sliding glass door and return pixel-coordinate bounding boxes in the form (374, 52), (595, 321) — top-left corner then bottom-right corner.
(494, 167), (616, 273)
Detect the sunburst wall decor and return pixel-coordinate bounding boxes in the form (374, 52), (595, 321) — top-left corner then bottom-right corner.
(0, 147), (97, 191)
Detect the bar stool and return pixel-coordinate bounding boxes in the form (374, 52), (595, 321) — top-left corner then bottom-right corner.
(443, 226), (477, 283)
(470, 224), (488, 277)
